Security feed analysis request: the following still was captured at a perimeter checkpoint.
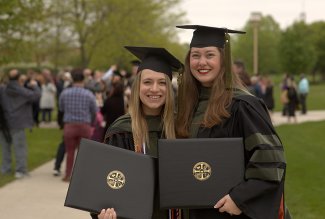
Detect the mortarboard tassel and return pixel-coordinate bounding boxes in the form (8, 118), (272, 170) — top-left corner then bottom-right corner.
(225, 32), (232, 89)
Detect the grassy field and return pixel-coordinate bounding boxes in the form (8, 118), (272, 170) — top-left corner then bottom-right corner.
(276, 121), (325, 219)
(0, 128), (62, 186)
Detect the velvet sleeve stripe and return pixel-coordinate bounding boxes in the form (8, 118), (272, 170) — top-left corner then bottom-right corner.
(245, 167), (284, 182)
(250, 149), (286, 163)
(245, 133), (282, 151)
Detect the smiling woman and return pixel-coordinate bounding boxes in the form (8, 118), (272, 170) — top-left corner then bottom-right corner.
(92, 46), (183, 219)
(176, 25), (290, 219)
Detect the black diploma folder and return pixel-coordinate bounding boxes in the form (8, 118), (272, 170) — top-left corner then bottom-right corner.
(64, 138), (156, 219)
(158, 138), (245, 209)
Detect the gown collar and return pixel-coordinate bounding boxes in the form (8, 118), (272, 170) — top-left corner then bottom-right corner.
(199, 86), (211, 101)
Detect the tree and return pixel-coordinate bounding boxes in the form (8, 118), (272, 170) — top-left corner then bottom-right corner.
(0, 0), (26, 64)
(0, 0), (186, 71)
(309, 21), (325, 81)
(279, 21), (317, 76)
(232, 14), (282, 75)
(85, 0), (186, 70)
(48, 0), (185, 69)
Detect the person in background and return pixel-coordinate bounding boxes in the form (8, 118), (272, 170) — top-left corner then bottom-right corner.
(102, 64), (118, 92)
(0, 83), (12, 173)
(25, 69), (41, 127)
(298, 73), (309, 115)
(280, 73), (290, 116)
(286, 76), (299, 123)
(250, 75), (262, 98)
(128, 59), (141, 86)
(176, 25), (290, 219)
(232, 60), (254, 94)
(93, 46), (183, 219)
(124, 60), (141, 109)
(260, 75), (275, 117)
(59, 68), (97, 182)
(101, 80), (125, 139)
(39, 69), (57, 123)
(53, 71), (72, 177)
(0, 69), (41, 178)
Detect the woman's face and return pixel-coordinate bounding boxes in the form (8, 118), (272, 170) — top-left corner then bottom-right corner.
(139, 69), (167, 116)
(189, 46), (221, 87)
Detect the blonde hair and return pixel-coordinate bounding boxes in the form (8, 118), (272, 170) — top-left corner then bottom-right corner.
(128, 71), (175, 152)
(176, 48), (247, 138)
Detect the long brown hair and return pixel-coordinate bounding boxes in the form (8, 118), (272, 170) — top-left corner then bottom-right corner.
(176, 48), (246, 138)
(128, 71), (176, 152)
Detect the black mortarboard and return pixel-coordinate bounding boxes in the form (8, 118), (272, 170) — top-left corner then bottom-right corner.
(124, 46), (183, 80)
(130, 60), (141, 66)
(176, 25), (245, 48)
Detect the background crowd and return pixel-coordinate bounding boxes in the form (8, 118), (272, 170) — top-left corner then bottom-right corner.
(0, 61), (141, 178)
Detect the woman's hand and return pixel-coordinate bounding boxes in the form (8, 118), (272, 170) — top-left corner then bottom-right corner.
(214, 194), (242, 216)
(98, 208), (117, 219)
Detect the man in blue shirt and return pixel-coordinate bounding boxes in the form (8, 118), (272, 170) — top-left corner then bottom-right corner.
(59, 68), (97, 182)
(298, 74), (309, 115)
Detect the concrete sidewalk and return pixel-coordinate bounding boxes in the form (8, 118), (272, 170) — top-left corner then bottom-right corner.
(0, 110), (325, 219)
(271, 110), (325, 126)
(0, 160), (90, 219)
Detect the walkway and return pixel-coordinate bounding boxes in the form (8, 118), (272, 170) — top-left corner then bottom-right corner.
(0, 110), (325, 219)
(272, 110), (325, 126)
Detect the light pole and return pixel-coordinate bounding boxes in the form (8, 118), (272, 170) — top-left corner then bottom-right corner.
(250, 12), (262, 75)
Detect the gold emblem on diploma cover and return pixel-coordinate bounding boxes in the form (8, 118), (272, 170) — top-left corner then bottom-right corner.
(107, 170), (126, 189)
(193, 162), (212, 181)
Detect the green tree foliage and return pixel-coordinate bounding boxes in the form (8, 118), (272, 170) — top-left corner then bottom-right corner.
(0, 0), (26, 64)
(232, 15), (282, 75)
(309, 21), (325, 79)
(0, 0), (186, 70)
(84, 0), (186, 70)
(279, 21), (317, 76)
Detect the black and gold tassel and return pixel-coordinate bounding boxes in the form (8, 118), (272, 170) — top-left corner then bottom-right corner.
(225, 32), (232, 89)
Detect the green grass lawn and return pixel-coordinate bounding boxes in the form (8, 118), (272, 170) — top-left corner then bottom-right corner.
(0, 128), (62, 186)
(276, 121), (325, 219)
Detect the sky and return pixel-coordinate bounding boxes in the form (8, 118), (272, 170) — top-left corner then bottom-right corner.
(177, 0), (325, 43)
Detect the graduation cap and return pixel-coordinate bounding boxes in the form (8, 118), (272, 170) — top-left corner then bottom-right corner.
(130, 60), (141, 66)
(176, 25), (245, 88)
(124, 46), (183, 80)
(176, 25), (245, 48)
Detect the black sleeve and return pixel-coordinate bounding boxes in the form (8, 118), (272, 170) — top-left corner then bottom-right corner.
(90, 213), (98, 219)
(229, 95), (286, 219)
(104, 130), (135, 151)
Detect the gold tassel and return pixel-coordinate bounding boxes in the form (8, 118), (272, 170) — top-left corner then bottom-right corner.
(133, 138), (142, 153)
(225, 32), (232, 89)
(177, 71), (183, 87)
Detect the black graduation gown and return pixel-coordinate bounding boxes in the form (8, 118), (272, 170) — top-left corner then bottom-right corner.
(91, 114), (169, 219)
(187, 87), (287, 219)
